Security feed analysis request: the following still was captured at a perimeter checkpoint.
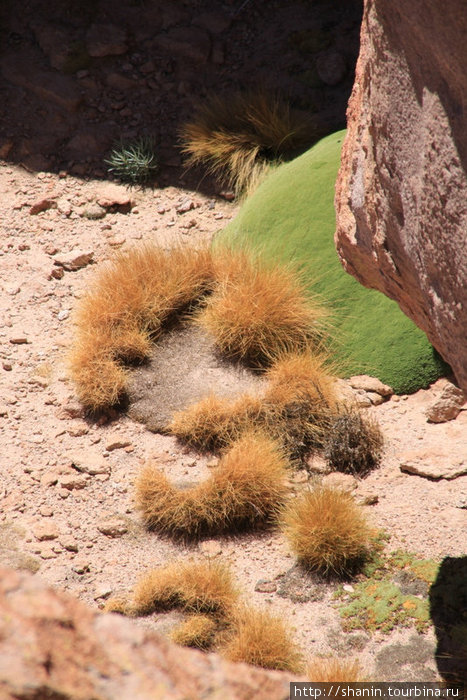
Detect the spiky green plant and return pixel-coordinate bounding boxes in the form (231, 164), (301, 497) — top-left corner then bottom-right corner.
(106, 136), (158, 185)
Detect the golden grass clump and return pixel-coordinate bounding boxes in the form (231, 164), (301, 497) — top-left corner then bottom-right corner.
(170, 614), (218, 650)
(136, 431), (289, 539)
(104, 596), (132, 615)
(281, 486), (372, 575)
(132, 560), (238, 617)
(306, 657), (364, 682)
(169, 351), (339, 462)
(262, 352), (338, 459)
(221, 605), (303, 673)
(69, 244), (213, 411)
(169, 393), (264, 450)
(197, 249), (327, 366)
(180, 91), (311, 195)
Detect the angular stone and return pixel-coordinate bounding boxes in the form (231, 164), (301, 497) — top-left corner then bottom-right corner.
(400, 449), (467, 480)
(426, 383), (465, 423)
(31, 21), (76, 71)
(192, 11), (231, 35)
(32, 523), (59, 541)
(79, 203), (106, 220)
(41, 470), (60, 487)
(96, 184), (133, 209)
(97, 518), (128, 538)
(106, 72), (137, 91)
(367, 391), (386, 406)
(155, 27), (211, 64)
(59, 536), (79, 552)
(349, 375), (394, 397)
(29, 198), (57, 215)
(105, 440), (131, 452)
(86, 24), (128, 58)
(54, 251), (94, 271)
(70, 453), (110, 476)
(60, 474), (88, 490)
(1, 56), (81, 112)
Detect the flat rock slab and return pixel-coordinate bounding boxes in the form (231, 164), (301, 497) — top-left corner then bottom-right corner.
(400, 449), (467, 480)
(127, 324), (266, 432)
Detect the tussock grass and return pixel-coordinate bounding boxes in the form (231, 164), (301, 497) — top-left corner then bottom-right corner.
(221, 605), (303, 673)
(282, 486), (372, 576)
(132, 560), (238, 617)
(69, 244), (213, 411)
(170, 614), (218, 649)
(136, 432), (289, 539)
(262, 352), (338, 459)
(306, 657), (364, 682)
(169, 393), (265, 450)
(170, 351), (338, 462)
(197, 249), (327, 366)
(324, 405), (384, 476)
(104, 596), (132, 615)
(180, 91), (312, 196)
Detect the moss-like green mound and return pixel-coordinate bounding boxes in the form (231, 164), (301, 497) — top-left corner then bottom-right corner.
(218, 131), (448, 393)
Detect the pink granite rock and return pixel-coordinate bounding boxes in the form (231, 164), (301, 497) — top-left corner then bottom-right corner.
(335, 0), (467, 392)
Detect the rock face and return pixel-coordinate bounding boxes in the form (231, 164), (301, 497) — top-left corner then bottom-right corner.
(335, 0), (467, 392)
(0, 568), (296, 700)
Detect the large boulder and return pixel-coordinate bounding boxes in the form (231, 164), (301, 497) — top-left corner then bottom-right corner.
(0, 568), (297, 699)
(335, 0), (467, 392)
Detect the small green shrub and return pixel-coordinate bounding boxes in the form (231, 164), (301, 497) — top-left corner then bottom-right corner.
(339, 579), (430, 633)
(324, 406), (384, 476)
(106, 136), (158, 185)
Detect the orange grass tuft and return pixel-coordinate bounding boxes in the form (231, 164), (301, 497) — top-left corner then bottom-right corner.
(168, 393), (265, 450)
(69, 244), (213, 411)
(136, 431), (289, 539)
(170, 614), (218, 650)
(306, 657), (364, 682)
(131, 560), (238, 617)
(221, 605), (303, 673)
(262, 351), (338, 458)
(196, 249), (327, 366)
(180, 91), (311, 195)
(169, 351), (338, 461)
(281, 486), (372, 575)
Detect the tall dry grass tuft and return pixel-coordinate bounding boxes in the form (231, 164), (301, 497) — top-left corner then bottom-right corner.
(131, 560), (238, 617)
(221, 605), (303, 673)
(306, 657), (364, 682)
(180, 91), (312, 195)
(197, 249), (327, 366)
(136, 432), (289, 539)
(69, 244), (213, 411)
(262, 351), (338, 459)
(170, 614), (218, 650)
(281, 486), (372, 576)
(168, 393), (265, 450)
(169, 351), (339, 462)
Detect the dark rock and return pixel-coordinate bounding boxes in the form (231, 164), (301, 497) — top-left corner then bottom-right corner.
(316, 50), (347, 86)
(86, 24), (128, 58)
(1, 54), (81, 112)
(155, 27), (211, 64)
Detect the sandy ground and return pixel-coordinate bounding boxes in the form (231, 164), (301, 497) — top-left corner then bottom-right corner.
(1, 160), (466, 682)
